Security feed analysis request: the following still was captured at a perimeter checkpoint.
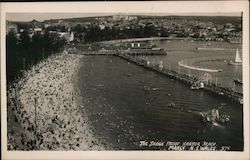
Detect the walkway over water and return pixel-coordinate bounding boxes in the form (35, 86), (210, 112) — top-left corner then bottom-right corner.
(116, 54), (243, 104)
(71, 47), (243, 104)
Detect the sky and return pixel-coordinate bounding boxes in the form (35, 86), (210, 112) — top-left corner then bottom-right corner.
(6, 12), (242, 22)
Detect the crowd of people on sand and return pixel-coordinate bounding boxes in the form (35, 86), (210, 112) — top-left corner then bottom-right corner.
(7, 50), (104, 150)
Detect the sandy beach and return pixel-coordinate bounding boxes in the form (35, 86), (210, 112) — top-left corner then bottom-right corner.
(7, 51), (104, 150)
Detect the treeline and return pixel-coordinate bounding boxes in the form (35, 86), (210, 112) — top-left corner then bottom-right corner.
(6, 30), (66, 83)
(73, 24), (169, 43)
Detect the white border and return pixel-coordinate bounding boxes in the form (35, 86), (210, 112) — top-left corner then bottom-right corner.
(1, 1), (249, 160)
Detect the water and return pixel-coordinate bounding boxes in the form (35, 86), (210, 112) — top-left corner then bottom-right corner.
(77, 55), (243, 151)
(142, 40), (242, 90)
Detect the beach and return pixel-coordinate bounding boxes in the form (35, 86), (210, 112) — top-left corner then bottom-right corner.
(7, 51), (104, 150)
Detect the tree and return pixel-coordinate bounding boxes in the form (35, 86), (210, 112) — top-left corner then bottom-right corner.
(6, 31), (17, 53)
(6, 31), (19, 82)
(19, 30), (31, 51)
(31, 32), (44, 62)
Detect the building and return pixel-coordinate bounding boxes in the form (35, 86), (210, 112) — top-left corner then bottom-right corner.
(34, 28), (42, 32)
(99, 24), (105, 30)
(112, 14), (136, 21)
(128, 16), (138, 21)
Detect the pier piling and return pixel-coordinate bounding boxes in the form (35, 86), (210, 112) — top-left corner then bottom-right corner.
(116, 53), (243, 104)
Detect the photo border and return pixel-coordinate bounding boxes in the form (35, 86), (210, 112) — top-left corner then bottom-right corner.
(1, 1), (249, 160)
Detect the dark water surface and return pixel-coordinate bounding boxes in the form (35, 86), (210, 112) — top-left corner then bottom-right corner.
(77, 55), (243, 151)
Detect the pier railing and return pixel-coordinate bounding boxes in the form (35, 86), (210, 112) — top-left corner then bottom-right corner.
(116, 53), (243, 104)
(71, 46), (243, 104)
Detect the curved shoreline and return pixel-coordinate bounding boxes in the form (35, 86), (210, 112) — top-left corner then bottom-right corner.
(8, 51), (104, 150)
(178, 59), (223, 73)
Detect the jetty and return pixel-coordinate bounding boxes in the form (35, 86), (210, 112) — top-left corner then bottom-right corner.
(116, 53), (243, 104)
(71, 43), (243, 104)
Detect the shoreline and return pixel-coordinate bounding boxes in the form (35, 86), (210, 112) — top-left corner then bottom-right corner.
(7, 51), (104, 150)
(98, 37), (196, 44)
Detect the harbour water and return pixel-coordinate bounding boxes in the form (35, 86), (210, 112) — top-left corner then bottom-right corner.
(77, 52), (243, 150)
(143, 40), (242, 91)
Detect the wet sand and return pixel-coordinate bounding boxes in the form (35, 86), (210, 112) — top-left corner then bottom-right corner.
(7, 51), (104, 150)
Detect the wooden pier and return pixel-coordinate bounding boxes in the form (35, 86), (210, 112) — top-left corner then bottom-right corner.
(116, 53), (243, 104)
(71, 45), (243, 104)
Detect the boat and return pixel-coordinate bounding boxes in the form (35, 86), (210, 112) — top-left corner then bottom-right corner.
(190, 81), (204, 90)
(167, 102), (176, 108)
(144, 86), (151, 91)
(97, 84), (104, 87)
(144, 86), (160, 91)
(227, 48), (242, 65)
(200, 108), (230, 124)
(234, 78), (243, 84)
(219, 92), (224, 95)
(191, 85), (200, 90)
(151, 87), (160, 91)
